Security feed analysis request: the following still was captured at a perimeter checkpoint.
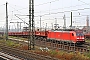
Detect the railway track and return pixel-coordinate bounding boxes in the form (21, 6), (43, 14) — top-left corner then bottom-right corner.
(36, 40), (90, 52)
(9, 38), (90, 53)
(83, 42), (90, 46)
(0, 51), (23, 60)
(0, 43), (58, 60)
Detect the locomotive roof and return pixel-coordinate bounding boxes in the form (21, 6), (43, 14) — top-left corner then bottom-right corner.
(51, 30), (73, 33)
(51, 29), (74, 31)
(51, 29), (83, 32)
(51, 29), (82, 31)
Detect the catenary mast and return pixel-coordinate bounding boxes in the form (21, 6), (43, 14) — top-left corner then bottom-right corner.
(6, 2), (8, 40)
(28, 0), (35, 50)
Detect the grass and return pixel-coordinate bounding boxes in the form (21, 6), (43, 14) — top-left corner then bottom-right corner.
(85, 52), (90, 58)
(0, 39), (21, 48)
(33, 49), (90, 60)
(9, 36), (17, 38)
(9, 36), (28, 41)
(85, 39), (90, 43)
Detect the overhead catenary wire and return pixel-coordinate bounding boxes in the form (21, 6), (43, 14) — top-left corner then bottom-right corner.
(8, 2), (89, 14)
(15, 7), (90, 18)
(0, 4), (5, 7)
(0, 4), (6, 15)
(9, 0), (58, 24)
(8, 3), (29, 13)
(78, 0), (90, 5)
(8, 5), (24, 14)
(35, 3), (89, 13)
(6, 1), (90, 18)
(35, 0), (59, 6)
(35, 14), (89, 21)
(0, 0), (88, 28)
(35, 7), (90, 17)
(8, 3), (28, 9)
(7, 0), (59, 13)
(14, 14), (29, 25)
(0, 1), (89, 15)
(7, 1), (90, 27)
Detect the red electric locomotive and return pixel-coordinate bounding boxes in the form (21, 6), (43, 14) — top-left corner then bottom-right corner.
(47, 29), (85, 44)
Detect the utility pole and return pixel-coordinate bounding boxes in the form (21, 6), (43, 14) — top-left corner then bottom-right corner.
(17, 22), (19, 31)
(71, 12), (72, 27)
(54, 18), (58, 30)
(45, 23), (47, 30)
(63, 14), (66, 29)
(40, 16), (41, 32)
(19, 22), (22, 31)
(28, 0), (35, 50)
(51, 23), (53, 30)
(86, 15), (89, 27)
(6, 2), (8, 40)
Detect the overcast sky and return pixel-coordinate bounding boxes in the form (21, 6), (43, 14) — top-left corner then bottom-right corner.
(0, 0), (90, 29)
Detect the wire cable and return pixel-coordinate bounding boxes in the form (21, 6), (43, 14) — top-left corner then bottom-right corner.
(9, 3), (28, 11)
(35, 15), (88, 22)
(8, 0), (59, 12)
(14, 14), (29, 25)
(35, 0), (59, 6)
(78, 0), (90, 5)
(8, 5), (23, 14)
(35, 3), (89, 13)
(0, 4), (5, 7)
(35, 7), (90, 17)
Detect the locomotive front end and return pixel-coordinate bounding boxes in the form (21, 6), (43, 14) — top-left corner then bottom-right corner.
(75, 30), (85, 44)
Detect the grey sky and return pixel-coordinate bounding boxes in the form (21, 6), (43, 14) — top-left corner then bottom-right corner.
(0, 0), (90, 29)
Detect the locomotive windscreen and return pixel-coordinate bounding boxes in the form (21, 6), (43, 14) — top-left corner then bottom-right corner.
(75, 30), (84, 36)
(76, 33), (84, 36)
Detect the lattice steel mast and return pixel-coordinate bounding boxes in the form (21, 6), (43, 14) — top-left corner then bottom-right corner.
(6, 2), (8, 40)
(28, 0), (35, 50)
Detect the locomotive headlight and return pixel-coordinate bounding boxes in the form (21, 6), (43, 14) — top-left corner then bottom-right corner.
(77, 38), (79, 39)
(81, 37), (84, 39)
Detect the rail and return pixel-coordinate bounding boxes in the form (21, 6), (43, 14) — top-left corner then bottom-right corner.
(0, 43), (58, 60)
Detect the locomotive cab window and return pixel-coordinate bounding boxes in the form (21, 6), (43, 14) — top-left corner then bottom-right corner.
(72, 33), (74, 36)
